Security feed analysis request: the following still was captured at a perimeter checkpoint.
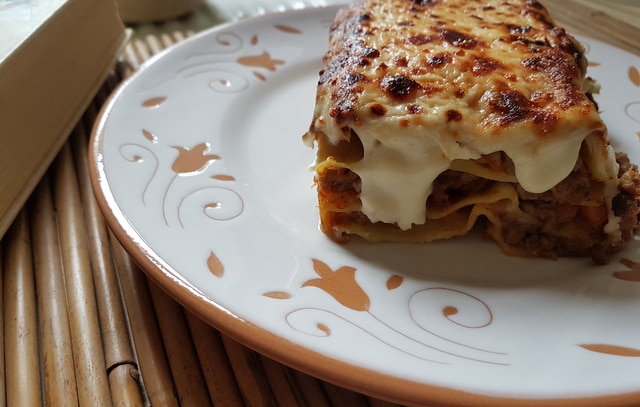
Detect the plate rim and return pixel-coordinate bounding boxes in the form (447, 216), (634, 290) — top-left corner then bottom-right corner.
(89, 5), (640, 406)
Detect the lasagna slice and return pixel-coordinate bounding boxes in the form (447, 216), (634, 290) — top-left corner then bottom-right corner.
(302, 0), (640, 263)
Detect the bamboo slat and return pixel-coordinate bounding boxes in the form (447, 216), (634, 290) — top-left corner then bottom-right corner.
(369, 398), (409, 407)
(321, 381), (371, 407)
(110, 236), (179, 407)
(257, 354), (308, 407)
(2, 209), (41, 406)
(286, 369), (333, 407)
(147, 281), (214, 407)
(0, 244), (4, 407)
(74, 97), (145, 406)
(30, 177), (80, 406)
(220, 333), (279, 407)
(185, 312), (246, 407)
(53, 141), (113, 406)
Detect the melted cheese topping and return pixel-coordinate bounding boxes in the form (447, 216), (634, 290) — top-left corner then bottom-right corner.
(305, 0), (614, 230)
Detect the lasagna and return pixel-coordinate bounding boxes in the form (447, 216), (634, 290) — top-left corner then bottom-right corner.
(302, 0), (640, 263)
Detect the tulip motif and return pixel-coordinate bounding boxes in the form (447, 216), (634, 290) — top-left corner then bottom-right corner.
(302, 259), (370, 312)
(171, 143), (220, 175)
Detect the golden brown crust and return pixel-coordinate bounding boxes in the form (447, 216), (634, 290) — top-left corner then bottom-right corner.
(317, 0), (591, 138)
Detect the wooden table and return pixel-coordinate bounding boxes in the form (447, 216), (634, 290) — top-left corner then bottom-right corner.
(0, 1), (638, 406)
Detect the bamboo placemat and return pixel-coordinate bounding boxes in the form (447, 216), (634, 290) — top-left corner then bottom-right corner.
(541, 0), (640, 56)
(2, 2), (639, 407)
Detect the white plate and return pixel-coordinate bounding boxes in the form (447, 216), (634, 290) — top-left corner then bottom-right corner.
(90, 6), (640, 406)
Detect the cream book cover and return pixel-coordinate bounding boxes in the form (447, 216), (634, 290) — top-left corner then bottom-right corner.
(0, 0), (126, 238)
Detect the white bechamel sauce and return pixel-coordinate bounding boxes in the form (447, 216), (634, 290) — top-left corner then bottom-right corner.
(339, 122), (591, 230)
(350, 129), (452, 229)
(502, 132), (585, 194)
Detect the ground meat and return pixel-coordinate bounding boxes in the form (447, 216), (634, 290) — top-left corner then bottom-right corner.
(429, 170), (490, 207)
(616, 153), (640, 196)
(317, 167), (360, 194)
(427, 153), (640, 263)
(613, 153), (640, 241)
(475, 151), (515, 174)
(517, 158), (599, 205)
(520, 201), (579, 232)
(500, 153), (640, 263)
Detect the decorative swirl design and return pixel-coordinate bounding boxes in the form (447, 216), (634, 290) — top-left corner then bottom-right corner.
(178, 32), (249, 93)
(286, 308), (337, 338)
(278, 259), (509, 366)
(187, 32), (244, 58)
(285, 308), (447, 364)
(208, 71), (251, 93)
(178, 65), (250, 93)
(118, 143), (158, 206)
(178, 32), (250, 92)
(201, 188), (243, 220)
(624, 102), (640, 124)
(282, 255), (640, 367)
(409, 287), (493, 329)
(162, 174), (179, 226)
(408, 287), (503, 356)
(213, 32), (244, 50)
(122, 100), (244, 227)
(177, 30), (289, 92)
(177, 187), (244, 227)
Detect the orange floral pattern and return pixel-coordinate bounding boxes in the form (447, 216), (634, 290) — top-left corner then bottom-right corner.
(171, 143), (220, 175)
(237, 52), (285, 72)
(141, 96), (167, 108)
(178, 22), (300, 88)
(614, 258), (640, 282)
(581, 344), (640, 357)
(386, 274), (403, 290)
(302, 259), (370, 312)
(264, 258), (511, 365)
(207, 251), (224, 278)
(262, 253), (640, 366)
(629, 66), (640, 87)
